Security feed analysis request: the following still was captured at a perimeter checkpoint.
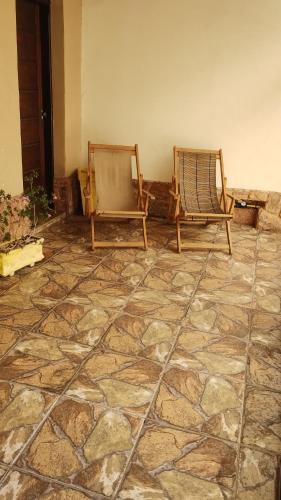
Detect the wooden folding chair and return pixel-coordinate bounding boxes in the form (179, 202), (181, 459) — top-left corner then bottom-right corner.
(85, 143), (155, 250)
(169, 147), (235, 254)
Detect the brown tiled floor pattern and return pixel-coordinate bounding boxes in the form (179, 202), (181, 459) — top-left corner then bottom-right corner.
(0, 218), (280, 499)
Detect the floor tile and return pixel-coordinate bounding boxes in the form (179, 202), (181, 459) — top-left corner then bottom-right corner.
(170, 328), (246, 380)
(248, 341), (281, 391)
(43, 252), (102, 276)
(0, 471), (92, 499)
(251, 311), (281, 347)
(196, 279), (253, 308)
(184, 298), (250, 339)
(92, 258), (149, 287)
(142, 266), (198, 297)
(0, 381), (54, 464)
(0, 327), (23, 359)
(17, 396), (142, 497)
(150, 366), (243, 442)
(0, 267), (79, 315)
(242, 387), (281, 454)
(102, 313), (178, 363)
(0, 304), (44, 330)
(125, 288), (188, 322)
(253, 280), (281, 314)
(205, 252), (255, 284)
(0, 218), (280, 498)
(0, 334), (91, 393)
(155, 251), (207, 273)
(66, 350), (162, 416)
(118, 464), (230, 500)
(237, 446), (278, 499)
(41, 292), (118, 346)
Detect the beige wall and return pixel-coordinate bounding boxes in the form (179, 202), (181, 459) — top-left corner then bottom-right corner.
(81, 0), (281, 192)
(64, 0), (82, 176)
(0, 0), (23, 195)
(51, 0), (65, 178)
(51, 0), (82, 178)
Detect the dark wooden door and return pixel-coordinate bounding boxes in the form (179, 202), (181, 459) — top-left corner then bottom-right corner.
(16, 0), (53, 193)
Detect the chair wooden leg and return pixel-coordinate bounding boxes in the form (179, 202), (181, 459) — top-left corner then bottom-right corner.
(91, 214), (95, 250)
(142, 217), (148, 250)
(226, 220), (232, 255)
(176, 217), (181, 253)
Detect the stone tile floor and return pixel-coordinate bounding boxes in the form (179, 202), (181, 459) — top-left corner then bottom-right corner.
(0, 217), (280, 499)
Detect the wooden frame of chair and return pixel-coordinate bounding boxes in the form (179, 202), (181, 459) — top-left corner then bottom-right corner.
(86, 142), (155, 250)
(169, 147), (235, 254)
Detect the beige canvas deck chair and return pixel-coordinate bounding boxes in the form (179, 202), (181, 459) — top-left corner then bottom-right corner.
(169, 147), (235, 254)
(86, 143), (154, 250)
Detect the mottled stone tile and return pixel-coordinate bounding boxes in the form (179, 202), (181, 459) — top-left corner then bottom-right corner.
(41, 293), (118, 346)
(0, 471), (92, 499)
(184, 298), (250, 339)
(248, 341), (281, 391)
(251, 311), (281, 348)
(0, 327), (23, 359)
(18, 397), (142, 497)
(253, 280), (281, 314)
(43, 252), (101, 276)
(111, 248), (158, 266)
(66, 351), (162, 416)
(196, 278), (253, 308)
(75, 279), (131, 309)
(205, 252), (255, 284)
(155, 251), (206, 273)
(0, 381), (54, 464)
(0, 268), (79, 314)
(103, 313), (177, 363)
(242, 387), (281, 453)
(125, 288), (188, 322)
(127, 422), (237, 490)
(150, 366), (243, 441)
(92, 257), (149, 287)
(0, 275), (19, 295)
(118, 463), (230, 499)
(170, 327), (246, 380)
(237, 447), (278, 499)
(0, 334), (91, 393)
(142, 267), (198, 297)
(256, 262), (281, 286)
(0, 304), (44, 330)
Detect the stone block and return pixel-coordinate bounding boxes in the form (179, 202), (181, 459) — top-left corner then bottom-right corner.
(257, 208), (281, 232)
(248, 190), (269, 203)
(231, 189), (250, 200)
(266, 192), (281, 215)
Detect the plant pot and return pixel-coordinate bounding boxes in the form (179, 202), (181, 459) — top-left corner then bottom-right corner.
(0, 236), (44, 277)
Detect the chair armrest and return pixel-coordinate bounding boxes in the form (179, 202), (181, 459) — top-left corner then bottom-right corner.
(142, 189), (155, 200)
(226, 194), (235, 214)
(169, 190), (180, 200)
(226, 194), (235, 201)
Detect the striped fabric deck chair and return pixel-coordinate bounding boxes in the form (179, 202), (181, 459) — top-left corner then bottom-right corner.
(169, 147), (235, 254)
(85, 143), (155, 250)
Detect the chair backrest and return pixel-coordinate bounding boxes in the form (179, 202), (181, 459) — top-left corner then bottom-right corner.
(174, 147), (226, 214)
(88, 143), (142, 212)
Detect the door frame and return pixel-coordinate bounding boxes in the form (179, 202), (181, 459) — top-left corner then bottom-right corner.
(16, 0), (54, 196)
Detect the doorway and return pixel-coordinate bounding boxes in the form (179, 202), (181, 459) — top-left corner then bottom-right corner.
(16, 0), (53, 196)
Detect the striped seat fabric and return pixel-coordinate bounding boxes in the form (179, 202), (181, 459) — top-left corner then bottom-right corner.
(179, 151), (222, 214)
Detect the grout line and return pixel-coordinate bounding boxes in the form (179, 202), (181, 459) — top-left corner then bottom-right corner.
(112, 246), (211, 498)
(233, 227), (259, 500)
(2, 464), (108, 499)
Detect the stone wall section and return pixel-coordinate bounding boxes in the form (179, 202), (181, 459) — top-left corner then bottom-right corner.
(142, 180), (281, 232)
